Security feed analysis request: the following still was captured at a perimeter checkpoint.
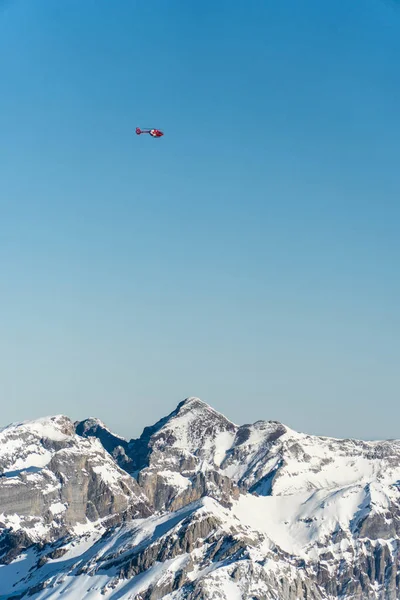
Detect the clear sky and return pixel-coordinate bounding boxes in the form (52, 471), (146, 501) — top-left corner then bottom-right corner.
(1, 0), (399, 440)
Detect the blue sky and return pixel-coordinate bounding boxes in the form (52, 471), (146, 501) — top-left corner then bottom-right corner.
(1, 0), (399, 440)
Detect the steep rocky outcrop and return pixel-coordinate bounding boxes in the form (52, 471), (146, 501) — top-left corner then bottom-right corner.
(0, 414), (151, 565)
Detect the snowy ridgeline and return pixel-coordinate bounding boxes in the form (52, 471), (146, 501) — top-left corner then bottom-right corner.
(1, 397), (400, 599)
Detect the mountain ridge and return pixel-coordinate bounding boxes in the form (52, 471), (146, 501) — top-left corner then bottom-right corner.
(1, 397), (400, 599)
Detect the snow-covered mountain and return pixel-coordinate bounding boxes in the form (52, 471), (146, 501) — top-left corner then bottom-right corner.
(1, 398), (400, 599)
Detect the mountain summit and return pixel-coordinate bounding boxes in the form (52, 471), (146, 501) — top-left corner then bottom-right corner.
(1, 398), (400, 599)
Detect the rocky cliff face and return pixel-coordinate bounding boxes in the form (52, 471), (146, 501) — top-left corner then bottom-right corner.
(0, 414), (151, 565)
(1, 398), (400, 599)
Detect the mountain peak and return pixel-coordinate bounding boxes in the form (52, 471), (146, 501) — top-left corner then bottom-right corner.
(75, 417), (126, 441)
(0, 414), (75, 439)
(175, 397), (237, 425)
(138, 396), (237, 447)
(177, 396), (208, 409)
(176, 396), (210, 412)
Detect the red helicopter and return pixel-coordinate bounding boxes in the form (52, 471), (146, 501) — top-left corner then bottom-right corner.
(136, 127), (164, 138)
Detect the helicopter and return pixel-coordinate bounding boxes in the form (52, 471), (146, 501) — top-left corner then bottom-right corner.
(136, 127), (164, 138)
